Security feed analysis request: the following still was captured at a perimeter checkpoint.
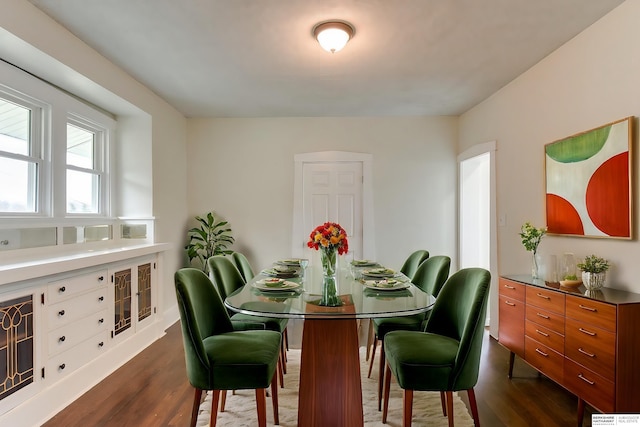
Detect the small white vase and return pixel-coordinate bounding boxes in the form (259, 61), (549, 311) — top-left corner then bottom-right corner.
(582, 271), (606, 291)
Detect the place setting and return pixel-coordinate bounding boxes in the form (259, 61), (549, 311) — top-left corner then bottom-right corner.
(261, 264), (303, 278)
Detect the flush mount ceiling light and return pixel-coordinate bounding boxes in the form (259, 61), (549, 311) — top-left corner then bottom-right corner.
(313, 21), (355, 53)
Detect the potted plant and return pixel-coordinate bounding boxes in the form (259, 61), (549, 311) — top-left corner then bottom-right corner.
(577, 255), (610, 291)
(185, 212), (234, 273)
(519, 222), (546, 279)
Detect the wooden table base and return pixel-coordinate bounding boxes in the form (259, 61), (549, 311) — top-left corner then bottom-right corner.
(297, 316), (363, 427)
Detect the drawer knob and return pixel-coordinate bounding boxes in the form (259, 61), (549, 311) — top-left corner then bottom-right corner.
(578, 304), (597, 312)
(99, 318), (104, 324)
(98, 296), (105, 302)
(59, 286), (66, 293)
(98, 276), (104, 281)
(578, 327), (596, 336)
(535, 348), (549, 357)
(504, 300), (515, 307)
(578, 374), (595, 385)
(98, 341), (104, 347)
(536, 293), (550, 300)
(59, 363), (66, 370)
(59, 336), (66, 342)
(58, 310), (65, 316)
(578, 347), (596, 358)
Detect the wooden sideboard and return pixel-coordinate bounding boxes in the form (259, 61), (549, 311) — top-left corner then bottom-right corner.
(499, 275), (640, 425)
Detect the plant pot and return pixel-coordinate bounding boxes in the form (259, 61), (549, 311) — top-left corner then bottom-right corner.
(582, 271), (606, 291)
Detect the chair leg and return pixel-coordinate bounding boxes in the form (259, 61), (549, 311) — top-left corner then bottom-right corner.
(440, 391), (447, 416)
(281, 337), (287, 373)
(367, 335), (378, 378)
(220, 389), (227, 411)
(190, 388), (203, 427)
(211, 390), (221, 427)
(284, 327), (289, 352)
(255, 388), (267, 427)
(402, 389), (413, 427)
(445, 390), (454, 427)
(382, 363), (392, 423)
(278, 353), (285, 388)
(271, 370), (280, 425)
(366, 319), (375, 361)
(468, 388), (480, 426)
(378, 344), (386, 411)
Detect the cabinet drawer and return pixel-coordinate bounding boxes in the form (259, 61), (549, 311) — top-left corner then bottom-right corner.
(48, 309), (109, 356)
(499, 278), (525, 301)
(48, 269), (108, 304)
(526, 305), (564, 335)
(499, 295), (525, 357)
(525, 320), (564, 354)
(47, 287), (108, 329)
(526, 286), (565, 315)
(564, 358), (614, 413)
(565, 295), (616, 333)
(525, 336), (564, 384)
(565, 317), (615, 381)
(47, 330), (110, 381)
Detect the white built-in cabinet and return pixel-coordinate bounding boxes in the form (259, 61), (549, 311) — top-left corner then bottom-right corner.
(0, 245), (167, 426)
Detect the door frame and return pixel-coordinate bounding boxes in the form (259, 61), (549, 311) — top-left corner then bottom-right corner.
(292, 151), (375, 260)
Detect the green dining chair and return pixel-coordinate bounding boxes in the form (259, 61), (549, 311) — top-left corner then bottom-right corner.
(174, 268), (281, 427)
(231, 251), (255, 283)
(368, 255), (451, 410)
(366, 250), (430, 362)
(382, 267), (491, 427)
(207, 255), (289, 385)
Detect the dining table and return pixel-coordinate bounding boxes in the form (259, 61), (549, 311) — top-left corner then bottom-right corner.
(224, 258), (436, 427)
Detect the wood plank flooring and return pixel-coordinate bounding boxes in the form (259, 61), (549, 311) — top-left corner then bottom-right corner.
(43, 323), (595, 427)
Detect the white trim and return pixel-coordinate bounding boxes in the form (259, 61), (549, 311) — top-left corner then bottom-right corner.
(292, 151), (375, 260)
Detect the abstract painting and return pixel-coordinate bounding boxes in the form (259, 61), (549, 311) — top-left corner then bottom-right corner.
(545, 117), (633, 239)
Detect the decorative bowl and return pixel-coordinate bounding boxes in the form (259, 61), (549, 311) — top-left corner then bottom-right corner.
(559, 279), (582, 288)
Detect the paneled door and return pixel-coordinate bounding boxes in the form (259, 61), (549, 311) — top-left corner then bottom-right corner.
(302, 162), (363, 259)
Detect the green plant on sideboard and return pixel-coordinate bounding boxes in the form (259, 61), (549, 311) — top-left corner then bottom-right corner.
(185, 211), (234, 272)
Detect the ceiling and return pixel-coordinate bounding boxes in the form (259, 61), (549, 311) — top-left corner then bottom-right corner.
(28, 0), (624, 118)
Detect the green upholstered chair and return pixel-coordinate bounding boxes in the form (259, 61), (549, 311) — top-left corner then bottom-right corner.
(382, 267), (491, 427)
(231, 251), (255, 283)
(366, 250), (430, 361)
(207, 255), (289, 385)
(174, 268), (281, 427)
(368, 255), (451, 410)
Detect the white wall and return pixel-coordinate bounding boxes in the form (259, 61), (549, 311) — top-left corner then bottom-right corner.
(460, 0), (639, 313)
(0, 0), (189, 324)
(187, 116), (459, 272)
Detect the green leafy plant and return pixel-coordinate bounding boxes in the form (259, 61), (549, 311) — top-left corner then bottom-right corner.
(577, 255), (610, 274)
(519, 222), (546, 254)
(185, 212), (234, 272)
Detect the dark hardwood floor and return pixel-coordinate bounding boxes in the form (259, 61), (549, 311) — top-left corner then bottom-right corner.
(43, 323), (594, 427)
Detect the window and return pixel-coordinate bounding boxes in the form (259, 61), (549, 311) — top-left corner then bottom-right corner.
(0, 60), (113, 223)
(0, 93), (44, 214)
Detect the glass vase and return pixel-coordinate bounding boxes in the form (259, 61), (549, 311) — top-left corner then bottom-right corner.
(531, 252), (541, 279)
(319, 276), (342, 307)
(320, 248), (337, 278)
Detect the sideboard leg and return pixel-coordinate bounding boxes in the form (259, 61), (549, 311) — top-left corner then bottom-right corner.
(577, 398), (584, 427)
(507, 351), (515, 379)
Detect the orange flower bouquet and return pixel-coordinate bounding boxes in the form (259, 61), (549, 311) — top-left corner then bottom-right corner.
(307, 222), (349, 256)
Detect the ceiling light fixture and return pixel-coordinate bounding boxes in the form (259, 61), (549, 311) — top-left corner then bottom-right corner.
(313, 21), (355, 53)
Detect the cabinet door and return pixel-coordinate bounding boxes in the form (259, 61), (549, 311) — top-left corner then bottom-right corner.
(112, 267), (133, 338)
(135, 261), (155, 330)
(499, 294), (525, 357)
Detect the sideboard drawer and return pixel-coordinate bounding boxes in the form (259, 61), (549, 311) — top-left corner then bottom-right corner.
(525, 305), (564, 335)
(47, 287), (108, 329)
(526, 286), (565, 315)
(499, 278), (525, 300)
(48, 269), (108, 304)
(564, 359), (614, 413)
(565, 317), (615, 381)
(566, 295), (616, 333)
(525, 320), (564, 354)
(47, 309), (109, 356)
(47, 330), (110, 381)
(525, 336), (563, 384)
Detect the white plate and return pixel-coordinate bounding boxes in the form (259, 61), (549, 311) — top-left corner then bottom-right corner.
(253, 281), (300, 292)
(363, 281), (410, 291)
(351, 259), (377, 267)
(362, 268), (396, 278)
(276, 259), (302, 267)
(256, 278), (284, 286)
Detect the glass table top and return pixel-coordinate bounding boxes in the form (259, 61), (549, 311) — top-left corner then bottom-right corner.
(224, 263), (436, 320)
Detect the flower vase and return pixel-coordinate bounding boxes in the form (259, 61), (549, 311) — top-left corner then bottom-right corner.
(320, 276), (342, 307)
(531, 252), (541, 279)
(320, 248), (337, 278)
(582, 271), (606, 291)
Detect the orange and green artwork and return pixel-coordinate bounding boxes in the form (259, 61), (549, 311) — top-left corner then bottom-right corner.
(545, 117), (633, 239)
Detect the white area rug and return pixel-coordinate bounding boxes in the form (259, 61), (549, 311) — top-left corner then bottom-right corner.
(197, 347), (474, 427)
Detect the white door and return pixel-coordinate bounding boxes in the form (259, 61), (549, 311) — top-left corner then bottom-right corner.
(302, 162), (363, 259)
